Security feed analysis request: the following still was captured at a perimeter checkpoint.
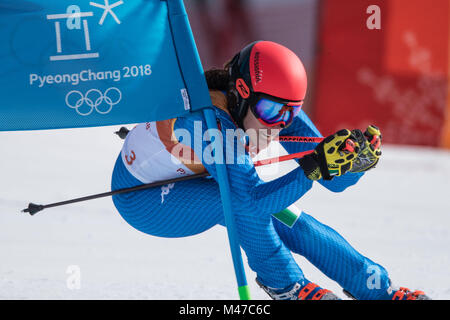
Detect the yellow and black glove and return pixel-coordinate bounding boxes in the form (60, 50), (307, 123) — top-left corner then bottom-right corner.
(349, 125), (382, 173)
(299, 129), (360, 180)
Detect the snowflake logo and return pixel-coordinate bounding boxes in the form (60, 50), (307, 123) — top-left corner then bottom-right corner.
(90, 0), (123, 25)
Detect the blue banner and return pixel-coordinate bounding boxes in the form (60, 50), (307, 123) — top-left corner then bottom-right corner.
(0, 0), (197, 131)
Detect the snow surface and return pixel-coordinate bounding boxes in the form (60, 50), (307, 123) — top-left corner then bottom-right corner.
(0, 126), (449, 300)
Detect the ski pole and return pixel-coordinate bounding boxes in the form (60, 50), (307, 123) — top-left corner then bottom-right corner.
(276, 136), (324, 143)
(253, 150), (315, 166)
(114, 126), (325, 144)
(22, 172), (210, 215)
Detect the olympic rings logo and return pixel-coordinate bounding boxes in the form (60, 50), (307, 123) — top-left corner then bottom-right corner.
(65, 87), (122, 116)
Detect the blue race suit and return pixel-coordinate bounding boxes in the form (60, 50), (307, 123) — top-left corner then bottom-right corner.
(111, 91), (390, 299)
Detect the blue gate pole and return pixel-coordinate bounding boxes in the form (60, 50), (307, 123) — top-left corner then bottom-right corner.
(202, 107), (251, 300)
(165, 0), (250, 300)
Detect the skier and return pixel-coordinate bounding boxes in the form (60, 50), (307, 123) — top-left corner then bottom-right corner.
(111, 41), (430, 300)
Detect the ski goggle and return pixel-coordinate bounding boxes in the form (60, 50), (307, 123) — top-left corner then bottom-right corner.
(252, 97), (302, 127)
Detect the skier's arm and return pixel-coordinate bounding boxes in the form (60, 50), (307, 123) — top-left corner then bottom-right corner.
(316, 171), (364, 192)
(279, 110), (364, 192)
(175, 110), (314, 216)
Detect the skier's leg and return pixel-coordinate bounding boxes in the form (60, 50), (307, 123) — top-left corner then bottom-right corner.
(219, 210), (305, 289)
(272, 211), (391, 300)
(112, 155), (304, 289)
(111, 155), (224, 237)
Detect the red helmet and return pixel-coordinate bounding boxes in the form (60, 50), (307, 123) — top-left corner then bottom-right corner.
(228, 41), (307, 128)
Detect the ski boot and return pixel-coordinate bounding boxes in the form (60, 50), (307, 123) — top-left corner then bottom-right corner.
(389, 286), (431, 300)
(343, 283), (431, 300)
(256, 278), (340, 300)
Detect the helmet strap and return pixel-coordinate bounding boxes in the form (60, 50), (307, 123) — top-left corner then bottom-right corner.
(227, 46), (256, 130)
(228, 86), (250, 130)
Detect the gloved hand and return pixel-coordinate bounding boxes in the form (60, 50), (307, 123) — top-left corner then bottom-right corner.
(299, 129), (360, 180)
(349, 125), (382, 173)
